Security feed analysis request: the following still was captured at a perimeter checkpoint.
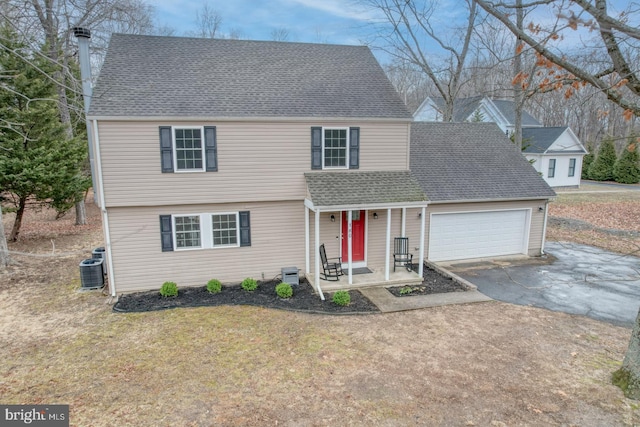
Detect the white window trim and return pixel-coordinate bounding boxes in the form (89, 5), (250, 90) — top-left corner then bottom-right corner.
(172, 212), (240, 251)
(211, 212), (240, 249)
(322, 127), (350, 170)
(172, 125), (206, 173)
(172, 214), (203, 251)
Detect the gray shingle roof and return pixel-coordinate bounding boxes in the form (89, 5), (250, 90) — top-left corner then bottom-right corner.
(305, 171), (427, 207)
(522, 126), (586, 154)
(89, 34), (412, 119)
(424, 97), (542, 126)
(491, 100), (542, 127)
(410, 122), (555, 201)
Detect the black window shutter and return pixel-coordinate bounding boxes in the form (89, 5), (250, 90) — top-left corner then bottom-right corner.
(159, 126), (174, 173)
(349, 127), (360, 169)
(311, 127), (322, 170)
(204, 126), (218, 172)
(239, 211), (251, 247)
(160, 215), (173, 252)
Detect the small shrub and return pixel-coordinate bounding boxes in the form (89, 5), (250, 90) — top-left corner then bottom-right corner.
(399, 286), (414, 295)
(207, 279), (222, 294)
(275, 282), (293, 299)
(241, 277), (258, 292)
(332, 290), (351, 306)
(160, 281), (178, 297)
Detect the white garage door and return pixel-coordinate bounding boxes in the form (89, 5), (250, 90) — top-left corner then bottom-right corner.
(429, 210), (530, 262)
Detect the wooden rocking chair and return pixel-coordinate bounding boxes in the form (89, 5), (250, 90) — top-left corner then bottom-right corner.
(393, 237), (414, 272)
(319, 244), (343, 281)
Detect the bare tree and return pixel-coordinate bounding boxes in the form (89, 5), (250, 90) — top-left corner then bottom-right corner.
(0, 205), (8, 268)
(189, 3), (222, 38)
(362, 0), (478, 121)
(270, 27), (291, 41)
(475, 0), (640, 118)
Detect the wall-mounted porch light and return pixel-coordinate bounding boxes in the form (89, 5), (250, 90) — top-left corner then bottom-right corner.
(373, 212), (378, 220)
(538, 206), (544, 212)
(330, 214), (335, 222)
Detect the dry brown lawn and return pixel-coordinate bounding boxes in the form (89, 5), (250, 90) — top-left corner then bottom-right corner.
(1, 195), (640, 426)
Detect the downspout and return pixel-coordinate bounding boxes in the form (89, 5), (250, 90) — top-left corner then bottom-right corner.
(93, 119), (116, 297)
(72, 27), (98, 203)
(540, 200), (549, 255)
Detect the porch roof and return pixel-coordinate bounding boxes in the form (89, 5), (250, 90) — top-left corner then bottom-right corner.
(304, 170), (428, 210)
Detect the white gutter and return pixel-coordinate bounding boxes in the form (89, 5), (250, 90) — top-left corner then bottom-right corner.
(540, 200), (549, 255)
(92, 119), (116, 297)
(428, 196), (556, 204)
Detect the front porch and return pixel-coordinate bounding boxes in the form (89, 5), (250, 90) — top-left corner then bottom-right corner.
(304, 170), (430, 300)
(306, 266), (423, 292)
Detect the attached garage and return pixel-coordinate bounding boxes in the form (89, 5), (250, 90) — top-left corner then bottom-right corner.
(410, 122), (556, 264)
(428, 209), (530, 262)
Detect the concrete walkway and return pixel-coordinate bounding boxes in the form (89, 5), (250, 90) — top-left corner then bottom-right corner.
(360, 287), (492, 313)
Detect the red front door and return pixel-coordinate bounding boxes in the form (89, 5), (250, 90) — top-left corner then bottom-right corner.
(342, 210), (365, 263)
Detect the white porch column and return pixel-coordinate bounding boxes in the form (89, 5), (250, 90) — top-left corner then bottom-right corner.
(385, 208), (391, 281)
(305, 206), (310, 274)
(401, 207), (406, 237)
(314, 209), (324, 300)
(418, 206), (426, 277)
(348, 210), (353, 285)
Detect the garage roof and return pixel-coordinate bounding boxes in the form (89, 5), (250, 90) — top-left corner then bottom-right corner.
(410, 122), (556, 202)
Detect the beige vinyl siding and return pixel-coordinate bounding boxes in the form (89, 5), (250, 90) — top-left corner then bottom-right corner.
(404, 200), (547, 260)
(108, 201), (308, 293)
(97, 120), (410, 207)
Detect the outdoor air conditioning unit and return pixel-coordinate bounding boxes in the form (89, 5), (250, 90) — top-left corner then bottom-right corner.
(79, 258), (105, 289)
(92, 246), (107, 276)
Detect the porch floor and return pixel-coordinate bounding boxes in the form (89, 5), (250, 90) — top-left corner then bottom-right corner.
(306, 267), (423, 292)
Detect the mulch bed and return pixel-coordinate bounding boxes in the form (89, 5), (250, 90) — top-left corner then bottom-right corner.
(113, 278), (380, 314)
(386, 264), (467, 297)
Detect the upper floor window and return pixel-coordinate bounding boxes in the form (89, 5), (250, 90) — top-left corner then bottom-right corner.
(548, 159), (556, 178)
(323, 128), (348, 169)
(212, 213), (238, 247)
(174, 128), (204, 171)
(568, 158), (576, 177)
(159, 126), (217, 173)
(310, 126), (359, 170)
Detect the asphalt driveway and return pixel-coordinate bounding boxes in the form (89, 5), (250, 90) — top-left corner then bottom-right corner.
(446, 242), (640, 328)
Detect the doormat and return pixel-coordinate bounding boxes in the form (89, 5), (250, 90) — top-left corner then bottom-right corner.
(350, 267), (373, 275)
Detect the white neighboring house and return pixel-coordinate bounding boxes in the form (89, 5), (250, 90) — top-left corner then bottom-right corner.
(522, 127), (587, 188)
(414, 96), (586, 187)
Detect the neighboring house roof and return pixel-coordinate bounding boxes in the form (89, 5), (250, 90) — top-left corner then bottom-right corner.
(414, 96), (542, 127)
(410, 122), (556, 202)
(305, 171), (427, 208)
(90, 34), (412, 119)
(491, 99), (542, 127)
(522, 127), (587, 154)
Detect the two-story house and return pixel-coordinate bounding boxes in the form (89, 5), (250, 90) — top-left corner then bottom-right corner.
(414, 96), (587, 188)
(87, 34), (554, 298)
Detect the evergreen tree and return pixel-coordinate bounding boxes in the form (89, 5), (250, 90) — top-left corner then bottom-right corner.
(613, 136), (640, 184)
(581, 143), (594, 179)
(588, 137), (617, 181)
(0, 25), (88, 241)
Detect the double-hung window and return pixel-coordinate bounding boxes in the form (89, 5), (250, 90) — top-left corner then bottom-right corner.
(160, 212), (250, 251)
(323, 128), (349, 169)
(159, 126), (217, 173)
(568, 158), (576, 177)
(548, 159), (556, 178)
(212, 213), (239, 247)
(174, 215), (202, 249)
(174, 128), (204, 171)
(310, 127), (359, 170)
